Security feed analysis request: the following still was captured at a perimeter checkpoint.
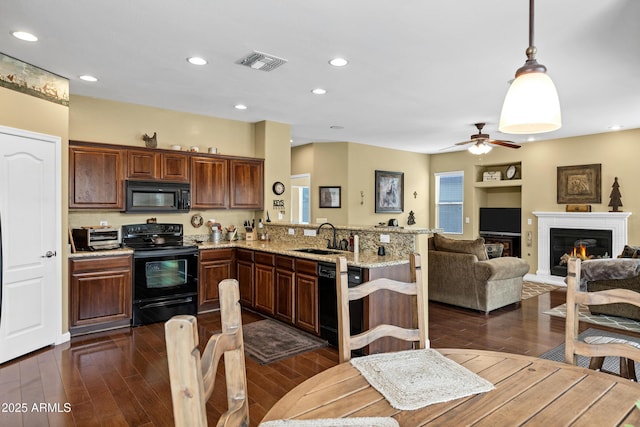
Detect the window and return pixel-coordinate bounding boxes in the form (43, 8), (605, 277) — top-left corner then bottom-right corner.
(435, 171), (463, 234)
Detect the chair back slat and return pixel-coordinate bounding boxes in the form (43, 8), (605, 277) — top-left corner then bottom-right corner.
(337, 253), (428, 363)
(165, 279), (249, 427)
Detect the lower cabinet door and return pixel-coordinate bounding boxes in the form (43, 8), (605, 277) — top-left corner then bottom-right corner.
(295, 273), (319, 334)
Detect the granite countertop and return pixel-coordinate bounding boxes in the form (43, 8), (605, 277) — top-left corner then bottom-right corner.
(69, 247), (134, 259)
(69, 241), (409, 267)
(196, 240), (410, 268)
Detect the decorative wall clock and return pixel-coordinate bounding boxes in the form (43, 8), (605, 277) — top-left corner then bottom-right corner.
(272, 181), (285, 195)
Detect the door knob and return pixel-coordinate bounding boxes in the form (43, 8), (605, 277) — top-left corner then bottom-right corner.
(42, 250), (56, 258)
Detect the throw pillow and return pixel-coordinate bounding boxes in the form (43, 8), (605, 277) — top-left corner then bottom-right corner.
(433, 233), (488, 261)
(618, 245), (640, 258)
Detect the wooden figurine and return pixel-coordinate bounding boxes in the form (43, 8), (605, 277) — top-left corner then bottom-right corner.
(608, 177), (623, 212)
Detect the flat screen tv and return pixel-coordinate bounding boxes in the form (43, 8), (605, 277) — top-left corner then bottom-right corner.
(479, 207), (521, 236)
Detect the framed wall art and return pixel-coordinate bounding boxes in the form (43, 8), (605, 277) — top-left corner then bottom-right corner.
(557, 163), (601, 204)
(375, 170), (404, 213)
(319, 186), (341, 208)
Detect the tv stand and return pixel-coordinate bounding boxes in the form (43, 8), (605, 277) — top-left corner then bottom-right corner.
(480, 233), (521, 258)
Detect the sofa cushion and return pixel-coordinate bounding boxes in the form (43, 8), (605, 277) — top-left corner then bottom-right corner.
(433, 233), (488, 261)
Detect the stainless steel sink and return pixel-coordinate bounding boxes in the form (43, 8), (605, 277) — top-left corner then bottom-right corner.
(291, 248), (342, 255)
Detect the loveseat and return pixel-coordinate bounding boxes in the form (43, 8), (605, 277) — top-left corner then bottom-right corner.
(428, 234), (530, 314)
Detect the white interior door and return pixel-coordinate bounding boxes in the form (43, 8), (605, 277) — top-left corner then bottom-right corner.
(0, 126), (61, 364)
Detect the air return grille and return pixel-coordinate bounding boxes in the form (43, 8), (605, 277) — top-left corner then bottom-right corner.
(236, 51), (287, 72)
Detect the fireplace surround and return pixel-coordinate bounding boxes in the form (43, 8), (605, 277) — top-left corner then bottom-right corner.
(530, 212), (631, 285)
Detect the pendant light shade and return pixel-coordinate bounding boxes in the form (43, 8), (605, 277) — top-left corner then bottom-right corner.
(499, 0), (561, 134)
(499, 72), (561, 134)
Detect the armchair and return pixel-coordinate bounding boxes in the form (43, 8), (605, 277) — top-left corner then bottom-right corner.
(428, 234), (530, 314)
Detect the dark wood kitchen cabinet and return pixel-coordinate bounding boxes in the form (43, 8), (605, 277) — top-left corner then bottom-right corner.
(254, 252), (275, 315)
(191, 156), (228, 209)
(69, 255), (132, 336)
(126, 149), (189, 182)
(236, 249), (255, 307)
(229, 158), (264, 209)
(69, 142), (124, 209)
(275, 256), (295, 324)
(198, 248), (235, 313)
(294, 258), (319, 334)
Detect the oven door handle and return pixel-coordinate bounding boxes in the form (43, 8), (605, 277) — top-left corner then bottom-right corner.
(139, 297), (193, 310)
(133, 247), (198, 258)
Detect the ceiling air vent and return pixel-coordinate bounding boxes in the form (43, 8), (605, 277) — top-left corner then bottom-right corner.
(236, 51), (287, 72)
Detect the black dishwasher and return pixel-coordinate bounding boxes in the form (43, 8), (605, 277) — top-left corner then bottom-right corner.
(318, 262), (364, 347)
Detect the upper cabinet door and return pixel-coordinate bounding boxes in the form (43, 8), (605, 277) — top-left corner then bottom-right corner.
(161, 153), (189, 182)
(191, 156), (228, 208)
(69, 143), (124, 209)
(230, 158), (264, 209)
(127, 149), (159, 180)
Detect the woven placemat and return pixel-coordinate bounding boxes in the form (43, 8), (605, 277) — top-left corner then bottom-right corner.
(350, 349), (494, 410)
(260, 417), (399, 427)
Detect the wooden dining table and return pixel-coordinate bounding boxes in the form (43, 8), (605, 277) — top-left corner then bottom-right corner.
(262, 348), (640, 426)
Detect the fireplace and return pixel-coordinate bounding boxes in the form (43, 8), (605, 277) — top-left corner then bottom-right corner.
(549, 228), (612, 277)
(531, 212), (631, 285)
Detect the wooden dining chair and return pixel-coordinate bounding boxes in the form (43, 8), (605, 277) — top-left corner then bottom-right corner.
(336, 252), (428, 363)
(565, 257), (640, 380)
(165, 279), (249, 427)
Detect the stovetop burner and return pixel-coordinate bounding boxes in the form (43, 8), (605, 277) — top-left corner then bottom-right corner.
(122, 223), (189, 250)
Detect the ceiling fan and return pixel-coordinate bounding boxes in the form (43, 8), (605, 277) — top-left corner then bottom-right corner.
(453, 123), (521, 154)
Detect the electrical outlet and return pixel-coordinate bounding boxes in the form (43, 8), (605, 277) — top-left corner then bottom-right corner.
(99, 220), (108, 226)
(380, 234), (390, 243)
(465, 217), (470, 224)
(527, 218), (532, 225)
(288, 228), (295, 235)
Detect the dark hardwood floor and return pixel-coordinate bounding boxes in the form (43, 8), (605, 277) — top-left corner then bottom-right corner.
(1, 288), (637, 426)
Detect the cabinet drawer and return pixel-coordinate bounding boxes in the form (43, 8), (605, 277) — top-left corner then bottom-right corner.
(200, 248), (235, 262)
(276, 255), (295, 271)
(255, 251), (275, 266)
(70, 255), (131, 273)
(295, 258), (317, 276)
(236, 249), (254, 262)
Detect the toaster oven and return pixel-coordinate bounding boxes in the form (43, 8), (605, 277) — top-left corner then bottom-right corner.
(72, 227), (121, 251)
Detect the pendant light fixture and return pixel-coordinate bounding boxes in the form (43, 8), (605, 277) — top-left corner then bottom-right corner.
(499, 0), (561, 134)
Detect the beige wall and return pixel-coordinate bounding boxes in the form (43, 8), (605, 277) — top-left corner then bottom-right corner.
(255, 120), (291, 223)
(68, 95), (272, 235)
(0, 86), (70, 333)
(429, 128), (640, 272)
(291, 142), (430, 228)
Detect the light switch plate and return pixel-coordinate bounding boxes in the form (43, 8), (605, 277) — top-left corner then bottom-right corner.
(304, 229), (317, 237)
(288, 228), (295, 235)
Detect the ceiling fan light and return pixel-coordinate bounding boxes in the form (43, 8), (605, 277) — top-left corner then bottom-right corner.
(468, 142), (492, 155)
(499, 71), (561, 134)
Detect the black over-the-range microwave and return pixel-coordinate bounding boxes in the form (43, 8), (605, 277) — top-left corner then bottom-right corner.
(124, 180), (191, 213)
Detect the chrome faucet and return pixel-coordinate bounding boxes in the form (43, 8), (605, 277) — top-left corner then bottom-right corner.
(317, 222), (338, 249)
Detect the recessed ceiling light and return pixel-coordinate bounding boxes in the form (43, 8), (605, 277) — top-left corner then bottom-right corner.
(608, 125), (623, 131)
(12, 31), (38, 42)
(187, 57), (207, 65)
(79, 75), (98, 82)
(311, 88), (327, 95)
(527, 137), (536, 142)
(234, 104), (247, 110)
(330, 125), (344, 130)
(329, 58), (348, 67)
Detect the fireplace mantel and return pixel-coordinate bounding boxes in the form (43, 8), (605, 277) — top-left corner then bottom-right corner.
(529, 211), (632, 286)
